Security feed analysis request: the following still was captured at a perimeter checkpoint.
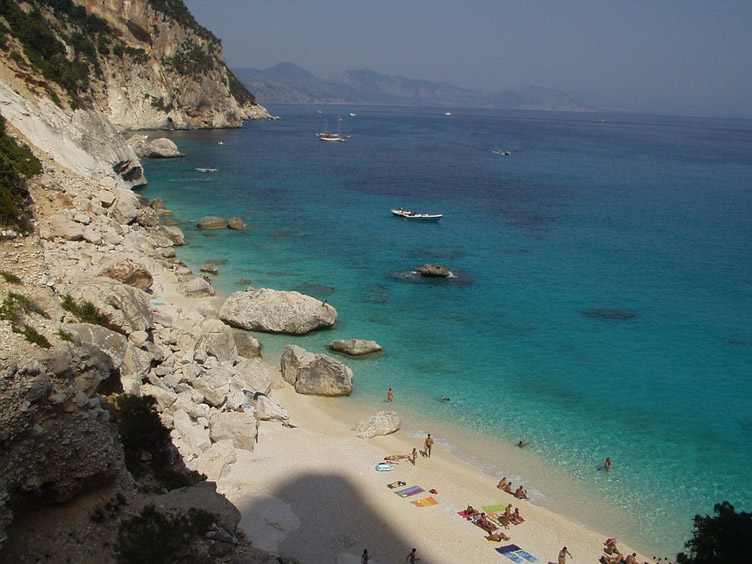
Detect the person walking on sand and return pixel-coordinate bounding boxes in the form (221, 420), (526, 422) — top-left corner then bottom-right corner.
(424, 434), (434, 458)
(411, 447), (418, 465)
(558, 546), (572, 564)
(361, 548), (371, 563)
(387, 387), (393, 404)
(406, 547), (420, 563)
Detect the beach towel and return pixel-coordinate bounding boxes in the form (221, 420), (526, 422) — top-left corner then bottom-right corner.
(387, 481), (407, 489)
(496, 545), (538, 563)
(515, 549), (538, 562)
(498, 550), (524, 563)
(482, 504), (507, 514)
(410, 496), (438, 507)
(394, 486), (425, 497)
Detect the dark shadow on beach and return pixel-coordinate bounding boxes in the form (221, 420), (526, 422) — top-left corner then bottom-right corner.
(235, 472), (422, 563)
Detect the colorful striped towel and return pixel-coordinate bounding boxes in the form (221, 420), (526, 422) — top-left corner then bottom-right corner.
(410, 496), (438, 507)
(394, 486), (425, 497)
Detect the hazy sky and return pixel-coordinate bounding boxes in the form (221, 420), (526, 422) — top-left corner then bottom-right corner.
(182, 1), (752, 118)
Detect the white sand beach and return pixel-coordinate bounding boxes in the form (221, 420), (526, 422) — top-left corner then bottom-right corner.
(214, 367), (649, 564)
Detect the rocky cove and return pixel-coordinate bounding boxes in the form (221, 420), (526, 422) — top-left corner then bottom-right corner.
(0, 143), (395, 562)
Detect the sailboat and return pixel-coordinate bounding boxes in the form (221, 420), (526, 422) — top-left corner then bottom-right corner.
(317, 116), (351, 142)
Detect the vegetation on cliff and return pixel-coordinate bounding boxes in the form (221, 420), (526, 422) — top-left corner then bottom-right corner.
(0, 0), (112, 107)
(0, 0), (256, 118)
(0, 115), (40, 230)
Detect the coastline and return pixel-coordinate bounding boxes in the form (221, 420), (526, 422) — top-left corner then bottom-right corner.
(166, 229), (672, 561)
(213, 360), (652, 564)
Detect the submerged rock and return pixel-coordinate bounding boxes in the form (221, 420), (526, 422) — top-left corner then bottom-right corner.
(197, 216), (228, 229)
(582, 308), (637, 321)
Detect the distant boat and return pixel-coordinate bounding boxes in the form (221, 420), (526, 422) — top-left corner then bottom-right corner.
(317, 116), (350, 142)
(445, 112), (452, 116)
(391, 208), (443, 221)
(492, 149), (511, 156)
(349, 112), (357, 117)
(195, 167), (217, 173)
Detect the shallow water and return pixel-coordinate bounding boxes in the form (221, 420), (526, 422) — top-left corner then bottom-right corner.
(140, 106), (752, 556)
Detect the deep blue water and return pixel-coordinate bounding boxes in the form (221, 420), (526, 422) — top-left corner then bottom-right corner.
(139, 106), (752, 555)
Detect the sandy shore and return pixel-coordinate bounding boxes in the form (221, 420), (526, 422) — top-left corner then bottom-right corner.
(213, 368), (648, 564)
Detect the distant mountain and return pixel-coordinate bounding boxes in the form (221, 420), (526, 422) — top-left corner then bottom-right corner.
(233, 62), (607, 111)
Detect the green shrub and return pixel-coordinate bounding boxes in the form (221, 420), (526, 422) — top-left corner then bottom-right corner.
(60, 294), (119, 331)
(57, 328), (73, 342)
(21, 325), (51, 348)
(0, 115), (41, 230)
(152, 467), (192, 491)
(114, 504), (215, 564)
(0, 270), (22, 284)
(0, 291), (46, 322)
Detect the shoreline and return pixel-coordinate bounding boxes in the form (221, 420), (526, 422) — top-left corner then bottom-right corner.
(213, 361), (653, 564)
(168, 232), (675, 561)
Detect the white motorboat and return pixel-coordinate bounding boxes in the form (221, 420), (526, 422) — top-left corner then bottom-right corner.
(391, 208), (443, 221)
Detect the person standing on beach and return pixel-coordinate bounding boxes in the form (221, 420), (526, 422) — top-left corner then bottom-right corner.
(361, 548), (371, 563)
(424, 434), (434, 458)
(558, 546), (572, 564)
(387, 387), (393, 404)
(411, 448), (418, 465)
(406, 547), (420, 563)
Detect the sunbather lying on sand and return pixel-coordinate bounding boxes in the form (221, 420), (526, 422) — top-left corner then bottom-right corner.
(485, 531), (510, 542)
(465, 505), (481, 517)
(385, 454), (411, 461)
(476, 513), (498, 533)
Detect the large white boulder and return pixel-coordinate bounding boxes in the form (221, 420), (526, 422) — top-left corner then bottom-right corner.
(195, 318), (238, 364)
(219, 288), (337, 335)
(209, 411), (256, 452)
(353, 411), (401, 439)
(280, 345), (353, 397)
(64, 276), (153, 335)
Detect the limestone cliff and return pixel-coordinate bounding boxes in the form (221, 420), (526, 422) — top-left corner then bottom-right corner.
(75, 0), (272, 130)
(0, 0), (271, 189)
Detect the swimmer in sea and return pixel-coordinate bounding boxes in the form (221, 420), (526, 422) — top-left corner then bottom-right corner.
(441, 396), (450, 402)
(516, 440), (526, 448)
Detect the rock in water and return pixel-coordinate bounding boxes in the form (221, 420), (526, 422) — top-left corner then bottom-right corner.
(197, 216), (229, 229)
(418, 264), (452, 277)
(328, 339), (382, 356)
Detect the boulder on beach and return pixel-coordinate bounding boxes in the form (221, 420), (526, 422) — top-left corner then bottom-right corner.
(353, 411), (401, 439)
(98, 257), (153, 291)
(280, 345), (353, 396)
(219, 288), (337, 335)
(328, 339), (383, 356)
(177, 277), (215, 298)
(418, 264), (452, 277)
(197, 216), (229, 229)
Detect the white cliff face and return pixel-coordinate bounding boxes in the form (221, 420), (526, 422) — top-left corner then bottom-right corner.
(77, 0), (272, 130)
(0, 77), (144, 190)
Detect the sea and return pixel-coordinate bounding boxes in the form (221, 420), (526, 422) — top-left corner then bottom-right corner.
(138, 105), (752, 557)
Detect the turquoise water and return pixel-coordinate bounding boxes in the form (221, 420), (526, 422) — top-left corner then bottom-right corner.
(140, 106), (752, 555)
